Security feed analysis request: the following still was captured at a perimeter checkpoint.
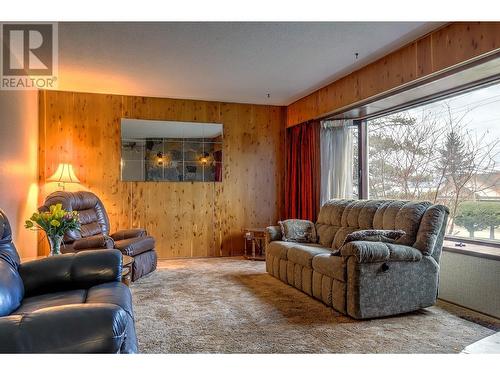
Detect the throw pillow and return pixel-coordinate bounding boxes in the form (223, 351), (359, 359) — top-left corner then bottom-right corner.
(342, 229), (405, 247)
(279, 219), (318, 243)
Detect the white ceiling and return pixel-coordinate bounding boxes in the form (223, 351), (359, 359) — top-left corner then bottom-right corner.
(57, 22), (443, 105)
(121, 119), (223, 139)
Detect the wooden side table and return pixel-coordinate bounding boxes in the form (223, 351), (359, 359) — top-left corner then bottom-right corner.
(122, 255), (134, 286)
(243, 227), (266, 261)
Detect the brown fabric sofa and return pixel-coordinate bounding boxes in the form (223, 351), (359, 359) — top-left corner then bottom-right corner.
(266, 199), (449, 319)
(40, 191), (157, 281)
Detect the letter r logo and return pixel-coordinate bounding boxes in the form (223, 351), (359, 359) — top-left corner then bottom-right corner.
(2, 24), (53, 76)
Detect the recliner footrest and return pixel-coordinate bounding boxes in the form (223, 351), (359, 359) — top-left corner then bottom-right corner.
(113, 236), (155, 257)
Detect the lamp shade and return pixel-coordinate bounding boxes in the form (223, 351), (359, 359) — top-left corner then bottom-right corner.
(47, 163), (80, 183)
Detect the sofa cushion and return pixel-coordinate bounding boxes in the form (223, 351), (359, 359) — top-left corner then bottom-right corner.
(316, 199), (354, 226)
(355, 200), (388, 228)
(86, 282), (134, 318)
(13, 282), (134, 321)
(374, 200), (406, 229)
(311, 253), (346, 282)
(372, 200), (431, 246)
(314, 224), (340, 248)
(341, 200), (369, 227)
(267, 241), (324, 260)
(394, 201), (432, 246)
(315, 200), (354, 246)
(114, 236), (155, 257)
(287, 244), (332, 268)
(339, 199), (385, 228)
(13, 289), (87, 315)
(279, 219), (317, 243)
(267, 241), (296, 260)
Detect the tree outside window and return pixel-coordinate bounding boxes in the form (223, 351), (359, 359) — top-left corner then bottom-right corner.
(367, 84), (500, 242)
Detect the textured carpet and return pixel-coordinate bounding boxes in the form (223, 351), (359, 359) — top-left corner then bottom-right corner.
(130, 257), (496, 353)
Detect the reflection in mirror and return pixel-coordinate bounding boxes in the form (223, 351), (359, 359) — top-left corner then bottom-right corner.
(120, 119), (223, 182)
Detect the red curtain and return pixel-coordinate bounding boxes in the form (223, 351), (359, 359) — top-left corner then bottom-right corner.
(285, 120), (321, 221)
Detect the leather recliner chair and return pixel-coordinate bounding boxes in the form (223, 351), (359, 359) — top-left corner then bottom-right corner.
(0, 208), (138, 353)
(40, 191), (157, 281)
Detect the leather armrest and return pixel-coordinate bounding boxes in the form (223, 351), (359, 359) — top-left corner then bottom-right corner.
(73, 234), (114, 251)
(0, 304), (127, 353)
(18, 249), (123, 297)
(265, 225), (282, 244)
(340, 241), (423, 263)
(110, 229), (147, 241)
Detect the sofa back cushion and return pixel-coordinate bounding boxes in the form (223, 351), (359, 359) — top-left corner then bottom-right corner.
(317, 199), (434, 250)
(0, 209), (24, 317)
(331, 200), (388, 248)
(315, 200), (354, 247)
(40, 191), (111, 243)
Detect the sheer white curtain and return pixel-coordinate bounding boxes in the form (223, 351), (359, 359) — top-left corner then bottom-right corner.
(320, 119), (354, 204)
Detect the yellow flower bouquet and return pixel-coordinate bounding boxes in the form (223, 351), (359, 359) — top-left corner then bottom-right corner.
(25, 203), (80, 256)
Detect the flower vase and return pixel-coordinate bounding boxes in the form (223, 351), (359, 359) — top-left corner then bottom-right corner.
(47, 235), (63, 256)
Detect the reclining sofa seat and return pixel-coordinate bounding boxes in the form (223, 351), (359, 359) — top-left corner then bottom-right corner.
(265, 199), (449, 319)
(40, 191), (157, 281)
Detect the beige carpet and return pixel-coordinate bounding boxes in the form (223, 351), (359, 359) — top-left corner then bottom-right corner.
(130, 257), (497, 353)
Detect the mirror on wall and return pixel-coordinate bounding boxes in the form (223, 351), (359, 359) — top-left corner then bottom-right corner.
(120, 119), (223, 182)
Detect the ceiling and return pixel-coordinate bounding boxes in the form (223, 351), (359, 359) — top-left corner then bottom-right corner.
(57, 22), (443, 105)
(121, 119), (223, 139)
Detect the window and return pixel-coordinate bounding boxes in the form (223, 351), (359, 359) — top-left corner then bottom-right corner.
(366, 83), (500, 243)
(320, 120), (359, 203)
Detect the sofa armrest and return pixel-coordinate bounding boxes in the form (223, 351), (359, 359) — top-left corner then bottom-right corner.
(0, 304), (127, 353)
(110, 228), (147, 241)
(265, 225), (282, 244)
(18, 249), (122, 297)
(73, 234), (114, 251)
(340, 241), (423, 263)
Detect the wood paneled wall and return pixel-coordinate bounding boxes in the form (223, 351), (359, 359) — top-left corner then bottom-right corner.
(287, 22), (500, 127)
(39, 91), (286, 258)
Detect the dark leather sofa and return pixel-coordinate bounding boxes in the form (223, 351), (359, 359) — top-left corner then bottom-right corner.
(0, 209), (138, 353)
(40, 191), (157, 281)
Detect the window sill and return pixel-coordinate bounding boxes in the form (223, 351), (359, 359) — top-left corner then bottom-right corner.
(443, 240), (500, 261)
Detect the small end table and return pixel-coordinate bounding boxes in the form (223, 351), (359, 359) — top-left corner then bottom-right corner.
(122, 255), (134, 286)
(243, 227), (266, 261)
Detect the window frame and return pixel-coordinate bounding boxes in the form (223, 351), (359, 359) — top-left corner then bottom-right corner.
(353, 119), (369, 199)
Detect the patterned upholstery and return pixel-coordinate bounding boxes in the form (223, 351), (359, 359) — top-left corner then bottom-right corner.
(266, 199), (449, 319)
(279, 219), (317, 243)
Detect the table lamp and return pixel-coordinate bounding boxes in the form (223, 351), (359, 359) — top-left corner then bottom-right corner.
(47, 163), (80, 191)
